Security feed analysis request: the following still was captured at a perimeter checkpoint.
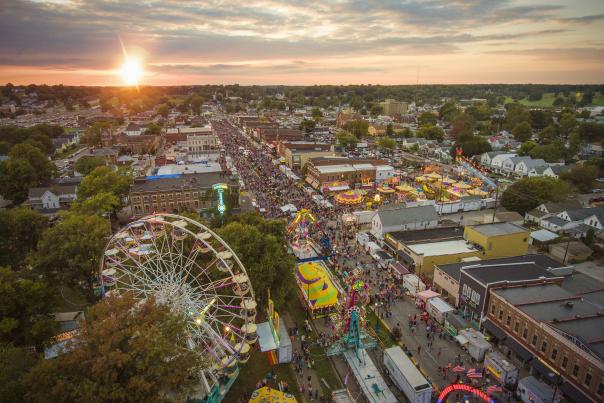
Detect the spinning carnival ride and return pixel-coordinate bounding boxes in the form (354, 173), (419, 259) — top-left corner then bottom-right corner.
(99, 214), (256, 403)
(327, 271), (377, 359)
(287, 209), (333, 258)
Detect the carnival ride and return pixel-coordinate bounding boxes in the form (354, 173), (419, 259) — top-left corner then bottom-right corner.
(296, 261), (340, 317)
(455, 150), (497, 190)
(326, 270), (396, 403)
(99, 214), (256, 403)
(288, 209), (333, 258)
(326, 272), (377, 359)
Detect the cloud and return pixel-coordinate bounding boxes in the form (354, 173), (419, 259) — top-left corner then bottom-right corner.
(0, 0), (603, 84)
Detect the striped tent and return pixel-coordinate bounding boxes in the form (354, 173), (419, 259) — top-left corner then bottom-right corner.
(296, 262), (339, 310)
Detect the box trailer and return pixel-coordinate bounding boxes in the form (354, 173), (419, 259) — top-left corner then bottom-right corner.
(426, 297), (454, 324)
(484, 350), (519, 386)
(459, 328), (492, 361)
(383, 347), (432, 403)
(517, 376), (561, 403)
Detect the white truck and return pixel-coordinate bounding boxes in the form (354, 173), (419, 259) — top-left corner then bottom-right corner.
(383, 347), (432, 403)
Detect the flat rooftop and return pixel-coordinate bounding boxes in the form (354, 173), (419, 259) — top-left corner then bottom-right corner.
(470, 222), (527, 236)
(388, 226), (463, 245)
(437, 254), (565, 281)
(462, 262), (560, 285)
(408, 239), (477, 257)
(493, 283), (604, 360)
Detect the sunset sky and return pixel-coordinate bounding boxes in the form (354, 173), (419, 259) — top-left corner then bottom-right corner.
(1, 0), (603, 85)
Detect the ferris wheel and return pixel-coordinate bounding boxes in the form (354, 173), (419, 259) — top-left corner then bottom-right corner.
(99, 213), (257, 399)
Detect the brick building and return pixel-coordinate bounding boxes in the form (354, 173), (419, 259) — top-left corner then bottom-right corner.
(486, 281), (604, 402)
(129, 172), (239, 217)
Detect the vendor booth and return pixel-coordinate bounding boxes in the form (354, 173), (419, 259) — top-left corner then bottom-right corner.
(249, 387), (297, 403)
(296, 262), (339, 317)
(426, 297), (455, 324)
(402, 274), (426, 296)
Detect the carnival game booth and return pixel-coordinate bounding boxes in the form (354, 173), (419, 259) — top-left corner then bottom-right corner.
(249, 386), (297, 403)
(296, 261), (339, 318)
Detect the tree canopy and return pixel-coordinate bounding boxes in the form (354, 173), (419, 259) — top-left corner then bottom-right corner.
(0, 208), (48, 269)
(217, 214), (294, 307)
(417, 112), (437, 127)
(0, 267), (57, 347)
(25, 293), (204, 403)
(0, 343), (37, 402)
(343, 120), (369, 138)
(501, 176), (571, 215)
(78, 166), (131, 202)
(560, 164), (599, 193)
(74, 156), (106, 176)
(377, 137), (397, 151)
(416, 125), (444, 141)
(31, 212), (110, 301)
(336, 131), (358, 149)
(512, 121), (532, 142)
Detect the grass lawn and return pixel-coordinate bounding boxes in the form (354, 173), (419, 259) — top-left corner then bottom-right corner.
(309, 343), (343, 397)
(223, 349), (301, 403)
(516, 93), (556, 107)
(592, 94), (604, 106)
(366, 309), (396, 348)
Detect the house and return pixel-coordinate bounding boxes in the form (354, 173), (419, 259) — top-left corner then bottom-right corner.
(514, 158), (547, 177)
(527, 165), (548, 177)
(26, 184), (78, 214)
(125, 122), (144, 136)
(542, 165), (570, 178)
(489, 153), (517, 173)
(501, 156), (531, 175)
(479, 151), (504, 167)
(370, 204), (439, 241)
(540, 207), (604, 237)
(525, 200), (582, 225)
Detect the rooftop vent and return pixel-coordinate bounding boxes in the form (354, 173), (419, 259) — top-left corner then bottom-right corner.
(565, 301), (574, 308)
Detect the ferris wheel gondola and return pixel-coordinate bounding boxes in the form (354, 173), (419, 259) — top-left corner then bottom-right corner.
(99, 213), (256, 400)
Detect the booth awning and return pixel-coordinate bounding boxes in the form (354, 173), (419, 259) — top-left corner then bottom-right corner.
(504, 336), (533, 362)
(483, 319), (507, 341)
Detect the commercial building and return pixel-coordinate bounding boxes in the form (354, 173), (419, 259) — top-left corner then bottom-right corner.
(434, 254), (568, 307)
(305, 157), (393, 190)
(276, 142), (334, 170)
(384, 222), (530, 278)
(129, 172), (239, 217)
(371, 205), (439, 241)
(379, 99), (408, 116)
(165, 126), (219, 156)
(486, 281), (604, 402)
(464, 222), (529, 259)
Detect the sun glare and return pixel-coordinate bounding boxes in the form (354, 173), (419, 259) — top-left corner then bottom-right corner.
(120, 57), (142, 86)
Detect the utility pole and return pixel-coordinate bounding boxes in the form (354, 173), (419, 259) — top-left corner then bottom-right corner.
(491, 180), (499, 223)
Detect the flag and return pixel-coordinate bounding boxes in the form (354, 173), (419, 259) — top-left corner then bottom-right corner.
(487, 385), (503, 394)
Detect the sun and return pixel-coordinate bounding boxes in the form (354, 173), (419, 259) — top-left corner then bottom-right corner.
(120, 57), (143, 86)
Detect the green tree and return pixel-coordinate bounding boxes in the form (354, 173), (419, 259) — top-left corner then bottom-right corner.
(559, 113), (577, 136)
(377, 137), (397, 151)
(144, 122), (161, 136)
(336, 131), (358, 149)
(576, 122), (604, 143)
(0, 158), (36, 204)
(343, 120), (369, 138)
(0, 267), (57, 347)
(25, 293), (204, 403)
(417, 112), (437, 127)
(299, 119), (316, 134)
(369, 104), (383, 118)
(78, 166), (131, 203)
(311, 107), (322, 121)
(518, 141), (538, 156)
(70, 192), (120, 216)
(501, 177), (571, 214)
(0, 343), (37, 402)
(218, 218), (295, 307)
(538, 125), (559, 144)
(190, 95), (204, 115)
(438, 101), (461, 123)
(156, 103), (170, 118)
(8, 143), (55, 183)
(512, 121), (532, 142)
(567, 131), (583, 157)
(416, 125), (445, 141)
(449, 112), (476, 139)
(385, 123), (394, 137)
(560, 164), (599, 193)
(82, 121), (110, 147)
(528, 142), (566, 162)
(31, 212), (110, 301)
(74, 156), (106, 175)
(0, 208), (48, 268)
(529, 110), (552, 130)
(504, 104), (530, 131)
(451, 136), (492, 158)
